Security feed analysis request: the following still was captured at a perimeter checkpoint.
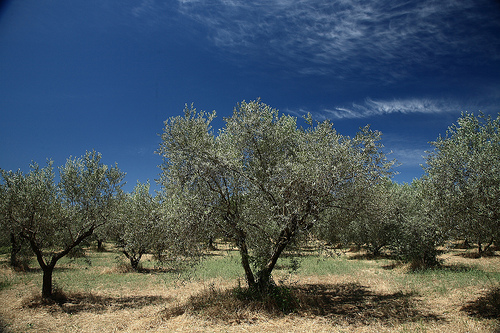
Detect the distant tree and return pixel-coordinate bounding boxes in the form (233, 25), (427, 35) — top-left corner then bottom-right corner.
(157, 100), (393, 291)
(344, 179), (399, 256)
(0, 151), (125, 299)
(111, 181), (161, 270)
(424, 112), (500, 255)
(389, 180), (443, 268)
(0, 170), (33, 269)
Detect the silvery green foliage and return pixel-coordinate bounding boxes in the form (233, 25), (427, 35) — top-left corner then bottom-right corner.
(0, 162), (57, 268)
(158, 100), (393, 290)
(111, 181), (161, 270)
(1, 150), (125, 298)
(343, 179), (400, 256)
(424, 112), (500, 254)
(389, 181), (442, 268)
(0, 161), (59, 249)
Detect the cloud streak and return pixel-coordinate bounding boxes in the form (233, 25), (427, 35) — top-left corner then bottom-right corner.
(174, 0), (500, 79)
(286, 97), (459, 120)
(325, 97), (458, 119)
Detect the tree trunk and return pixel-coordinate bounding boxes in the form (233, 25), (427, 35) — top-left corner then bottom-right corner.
(130, 255), (142, 271)
(23, 225), (96, 300)
(97, 239), (104, 251)
(123, 250), (142, 271)
(236, 238), (256, 288)
(256, 236), (290, 291)
(371, 247), (380, 257)
(41, 265), (55, 299)
(208, 237), (217, 251)
(481, 238), (494, 256)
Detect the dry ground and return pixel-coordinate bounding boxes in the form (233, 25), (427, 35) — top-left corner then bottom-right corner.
(0, 247), (499, 333)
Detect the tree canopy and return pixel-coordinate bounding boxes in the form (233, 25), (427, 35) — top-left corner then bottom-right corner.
(424, 112), (500, 254)
(157, 100), (394, 290)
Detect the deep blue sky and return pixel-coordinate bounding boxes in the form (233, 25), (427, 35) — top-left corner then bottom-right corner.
(1, 0), (499, 192)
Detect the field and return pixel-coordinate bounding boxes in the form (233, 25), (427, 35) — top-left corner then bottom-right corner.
(1, 243), (499, 333)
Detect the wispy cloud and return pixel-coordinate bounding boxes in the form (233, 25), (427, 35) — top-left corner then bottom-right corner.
(287, 97), (458, 120)
(173, 0), (500, 79)
(325, 97), (458, 119)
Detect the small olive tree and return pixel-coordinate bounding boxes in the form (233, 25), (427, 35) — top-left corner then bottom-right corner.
(0, 151), (125, 299)
(0, 170), (33, 269)
(389, 180), (443, 268)
(111, 181), (162, 270)
(344, 179), (400, 256)
(158, 100), (393, 291)
(424, 112), (500, 255)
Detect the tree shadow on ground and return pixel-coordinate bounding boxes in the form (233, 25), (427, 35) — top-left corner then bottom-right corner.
(349, 253), (395, 262)
(461, 286), (500, 320)
(381, 261), (482, 273)
(294, 283), (442, 325)
(455, 250), (499, 259)
(23, 292), (173, 314)
(161, 282), (444, 326)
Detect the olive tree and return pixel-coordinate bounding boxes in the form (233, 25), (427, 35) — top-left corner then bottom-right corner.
(389, 180), (443, 268)
(424, 112), (500, 255)
(0, 151), (125, 299)
(344, 179), (400, 256)
(157, 100), (393, 291)
(0, 169), (34, 269)
(111, 181), (162, 270)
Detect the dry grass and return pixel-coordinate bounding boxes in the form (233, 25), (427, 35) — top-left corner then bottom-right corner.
(0, 246), (499, 333)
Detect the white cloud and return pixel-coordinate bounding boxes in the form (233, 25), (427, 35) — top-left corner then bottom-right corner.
(285, 95), (473, 120)
(173, 0), (500, 78)
(132, 0), (157, 17)
(390, 147), (427, 167)
(322, 97), (457, 119)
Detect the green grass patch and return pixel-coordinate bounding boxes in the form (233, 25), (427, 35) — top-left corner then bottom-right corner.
(393, 264), (500, 295)
(294, 255), (375, 276)
(195, 253), (243, 280)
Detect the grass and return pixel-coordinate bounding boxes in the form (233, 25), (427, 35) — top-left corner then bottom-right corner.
(0, 244), (499, 332)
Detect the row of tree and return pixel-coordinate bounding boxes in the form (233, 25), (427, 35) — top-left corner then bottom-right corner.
(1, 100), (499, 299)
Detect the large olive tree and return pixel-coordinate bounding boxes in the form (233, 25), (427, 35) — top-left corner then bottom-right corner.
(157, 100), (393, 291)
(0, 151), (125, 299)
(424, 112), (500, 255)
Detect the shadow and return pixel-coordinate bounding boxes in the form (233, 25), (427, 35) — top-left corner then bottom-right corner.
(381, 261), (483, 273)
(295, 283), (443, 325)
(404, 263), (485, 274)
(461, 286), (500, 320)
(0, 314), (9, 333)
(23, 292), (173, 314)
(455, 251), (499, 259)
(348, 252), (394, 261)
(439, 263), (480, 272)
(161, 282), (444, 326)
(381, 262), (400, 270)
